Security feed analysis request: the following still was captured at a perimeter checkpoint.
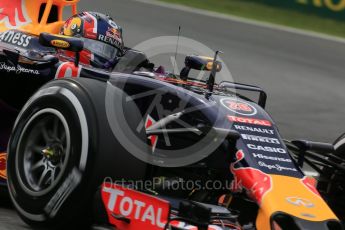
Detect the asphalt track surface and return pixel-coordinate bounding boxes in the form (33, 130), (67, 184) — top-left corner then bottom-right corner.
(1, 0), (345, 229)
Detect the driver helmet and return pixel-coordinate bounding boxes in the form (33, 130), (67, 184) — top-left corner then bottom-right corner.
(60, 11), (124, 69)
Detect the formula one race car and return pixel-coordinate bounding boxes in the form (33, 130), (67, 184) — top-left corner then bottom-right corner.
(0, 1), (344, 230)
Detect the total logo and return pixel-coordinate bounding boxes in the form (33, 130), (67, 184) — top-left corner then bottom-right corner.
(228, 116), (272, 127)
(221, 98), (257, 116)
(101, 183), (170, 230)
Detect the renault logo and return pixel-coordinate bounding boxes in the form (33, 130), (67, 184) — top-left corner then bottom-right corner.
(286, 197), (314, 208)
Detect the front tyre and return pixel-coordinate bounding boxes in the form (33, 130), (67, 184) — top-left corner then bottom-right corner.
(7, 82), (93, 228)
(7, 78), (148, 228)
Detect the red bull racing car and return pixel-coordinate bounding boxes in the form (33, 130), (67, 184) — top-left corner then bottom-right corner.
(0, 0), (344, 230)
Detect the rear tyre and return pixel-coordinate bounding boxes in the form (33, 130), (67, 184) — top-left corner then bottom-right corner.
(6, 78), (148, 228)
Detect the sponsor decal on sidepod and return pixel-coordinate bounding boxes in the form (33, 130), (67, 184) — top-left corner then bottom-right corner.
(0, 62), (39, 75)
(101, 183), (170, 230)
(102, 184), (238, 230)
(55, 62), (82, 79)
(0, 30), (32, 47)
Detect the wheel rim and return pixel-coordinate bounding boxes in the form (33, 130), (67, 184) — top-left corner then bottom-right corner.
(15, 108), (71, 196)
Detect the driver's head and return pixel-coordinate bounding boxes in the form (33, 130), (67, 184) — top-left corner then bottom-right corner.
(61, 11), (124, 69)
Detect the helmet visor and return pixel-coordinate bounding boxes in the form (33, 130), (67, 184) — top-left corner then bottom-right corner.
(81, 37), (120, 60)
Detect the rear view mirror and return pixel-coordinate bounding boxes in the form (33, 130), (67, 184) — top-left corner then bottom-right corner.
(39, 33), (84, 52)
(180, 55), (222, 80)
(186, 55), (222, 72)
(39, 33), (83, 67)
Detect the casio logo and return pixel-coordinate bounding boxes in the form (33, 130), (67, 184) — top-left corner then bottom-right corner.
(0, 30), (32, 47)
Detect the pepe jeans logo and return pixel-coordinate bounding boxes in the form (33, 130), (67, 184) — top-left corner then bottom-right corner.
(0, 62), (39, 75)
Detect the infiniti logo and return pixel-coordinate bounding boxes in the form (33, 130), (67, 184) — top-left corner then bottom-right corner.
(286, 197), (314, 208)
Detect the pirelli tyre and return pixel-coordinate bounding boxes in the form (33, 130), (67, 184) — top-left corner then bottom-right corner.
(317, 133), (345, 222)
(6, 78), (148, 228)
